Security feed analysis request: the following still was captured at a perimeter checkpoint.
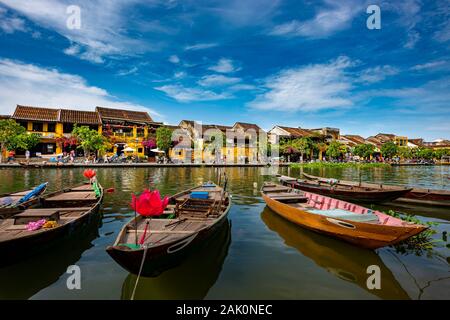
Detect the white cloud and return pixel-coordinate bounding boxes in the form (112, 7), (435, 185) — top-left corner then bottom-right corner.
(368, 77), (450, 113)
(411, 60), (447, 71)
(404, 30), (420, 49)
(357, 65), (399, 84)
(229, 84), (257, 91)
(154, 84), (231, 102)
(208, 58), (240, 73)
(0, 0), (158, 63)
(169, 55), (180, 64)
(0, 58), (160, 118)
(270, 0), (364, 38)
(198, 74), (241, 87)
(184, 43), (218, 51)
(117, 67), (138, 76)
(174, 71), (186, 79)
(0, 7), (26, 33)
(249, 56), (354, 111)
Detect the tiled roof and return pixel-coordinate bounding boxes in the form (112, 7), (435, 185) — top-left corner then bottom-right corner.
(60, 109), (101, 125)
(278, 126), (311, 137)
(12, 105), (59, 122)
(96, 107), (153, 123)
(234, 122), (263, 132)
(343, 135), (366, 145)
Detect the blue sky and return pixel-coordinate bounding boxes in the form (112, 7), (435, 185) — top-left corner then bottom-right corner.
(0, 0), (448, 140)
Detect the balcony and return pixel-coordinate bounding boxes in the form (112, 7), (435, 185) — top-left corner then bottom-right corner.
(28, 131), (57, 139)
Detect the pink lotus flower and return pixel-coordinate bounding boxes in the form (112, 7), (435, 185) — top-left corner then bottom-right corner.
(131, 189), (169, 217)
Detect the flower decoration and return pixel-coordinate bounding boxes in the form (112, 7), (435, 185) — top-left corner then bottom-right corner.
(83, 169), (96, 180)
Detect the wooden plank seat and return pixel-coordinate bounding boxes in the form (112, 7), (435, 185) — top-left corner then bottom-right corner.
(14, 209), (60, 225)
(69, 184), (94, 191)
(263, 186), (291, 193)
(45, 191), (96, 202)
(12, 207), (91, 225)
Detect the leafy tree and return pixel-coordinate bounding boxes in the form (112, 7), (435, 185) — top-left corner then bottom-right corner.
(326, 141), (346, 159)
(416, 148), (434, 160)
(0, 120), (33, 162)
(380, 141), (398, 159)
(293, 137), (314, 161)
(16, 133), (41, 152)
(433, 149), (449, 159)
(397, 146), (413, 159)
(72, 125), (106, 156)
(156, 126), (173, 158)
(353, 143), (375, 160)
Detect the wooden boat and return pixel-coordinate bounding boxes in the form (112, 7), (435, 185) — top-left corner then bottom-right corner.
(0, 181), (103, 265)
(0, 183), (48, 219)
(279, 175), (412, 204)
(302, 172), (450, 207)
(261, 182), (427, 249)
(121, 219), (231, 299)
(107, 182), (231, 277)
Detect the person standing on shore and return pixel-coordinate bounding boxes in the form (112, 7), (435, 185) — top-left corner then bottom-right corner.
(7, 150), (15, 163)
(25, 150), (30, 164)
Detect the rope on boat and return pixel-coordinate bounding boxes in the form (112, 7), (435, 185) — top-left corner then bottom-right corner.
(130, 244), (149, 301)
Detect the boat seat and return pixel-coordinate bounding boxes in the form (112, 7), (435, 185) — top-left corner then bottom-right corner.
(306, 208), (379, 223)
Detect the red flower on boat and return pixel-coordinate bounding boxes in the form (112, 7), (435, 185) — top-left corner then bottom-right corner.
(83, 169), (96, 180)
(131, 189), (169, 217)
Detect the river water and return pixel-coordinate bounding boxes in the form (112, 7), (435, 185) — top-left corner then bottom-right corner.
(0, 166), (448, 300)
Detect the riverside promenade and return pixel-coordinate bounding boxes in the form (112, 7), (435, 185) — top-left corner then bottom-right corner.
(0, 162), (288, 168)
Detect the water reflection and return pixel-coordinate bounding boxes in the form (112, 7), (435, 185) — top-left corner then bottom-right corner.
(261, 208), (410, 300)
(121, 219), (231, 300)
(0, 213), (102, 300)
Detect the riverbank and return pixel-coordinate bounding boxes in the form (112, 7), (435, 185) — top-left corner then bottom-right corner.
(0, 162), (290, 168)
(290, 162), (391, 169)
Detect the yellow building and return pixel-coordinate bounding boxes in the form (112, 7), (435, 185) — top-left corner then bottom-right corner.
(7, 105), (161, 159)
(174, 120), (265, 164)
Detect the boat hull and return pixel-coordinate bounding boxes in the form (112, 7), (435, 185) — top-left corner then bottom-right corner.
(106, 214), (229, 277)
(0, 185), (103, 266)
(283, 181), (411, 204)
(262, 194), (426, 249)
(302, 172), (450, 207)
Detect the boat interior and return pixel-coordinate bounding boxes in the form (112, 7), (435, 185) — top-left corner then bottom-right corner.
(0, 184), (100, 241)
(262, 183), (408, 226)
(118, 184), (229, 247)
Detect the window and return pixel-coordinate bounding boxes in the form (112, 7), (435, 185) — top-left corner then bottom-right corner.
(19, 122), (28, 130)
(32, 122), (43, 132)
(63, 123), (74, 133)
(138, 148), (143, 153)
(47, 123), (56, 132)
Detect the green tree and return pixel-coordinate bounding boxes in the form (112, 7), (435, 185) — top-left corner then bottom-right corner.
(72, 125), (106, 157)
(326, 141), (346, 159)
(156, 126), (173, 158)
(293, 137), (313, 161)
(0, 120), (26, 162)
(20, 134), (41, 152)
(353, 143), (375, 160)
(380, 141), (398, 159)
(397, 146), (413, 159)
(433, 149), (449, 159)
(417, 148), (434, 160)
